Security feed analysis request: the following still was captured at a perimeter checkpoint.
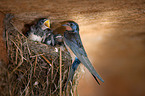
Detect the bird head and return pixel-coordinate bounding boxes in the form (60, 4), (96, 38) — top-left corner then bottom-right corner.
(36, 18), (50, 30)
(62, 21), (79, 33)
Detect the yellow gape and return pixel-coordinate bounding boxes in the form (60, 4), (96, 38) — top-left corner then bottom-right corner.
(44, 19), (50, 28)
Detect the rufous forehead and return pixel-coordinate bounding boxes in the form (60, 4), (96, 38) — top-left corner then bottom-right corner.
(60, 22), (72, 31)
(65, 26), (72, 31)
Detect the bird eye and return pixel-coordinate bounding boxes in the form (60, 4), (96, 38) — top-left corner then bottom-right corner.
(70, 23), (73, 26)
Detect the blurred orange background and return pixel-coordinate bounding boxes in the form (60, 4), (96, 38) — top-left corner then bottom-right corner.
(0, 0), (145, 96)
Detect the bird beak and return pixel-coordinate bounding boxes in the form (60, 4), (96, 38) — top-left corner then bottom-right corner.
(44, 20), (50, 28)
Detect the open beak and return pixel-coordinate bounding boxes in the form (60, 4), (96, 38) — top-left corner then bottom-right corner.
(44, 19), (50, 28)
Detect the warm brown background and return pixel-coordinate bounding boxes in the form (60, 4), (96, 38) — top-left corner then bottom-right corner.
(0, 0), (145, 96)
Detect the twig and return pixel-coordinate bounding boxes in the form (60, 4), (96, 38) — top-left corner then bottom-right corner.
(34, 56), (37, 75)
(46, 67), (51, 96)
(59, 48), (62, 96)
(15, 47), (18, 64)
(30, 53), (45, 58)
(26, 39), (31, 55)
(40, 55), (52, 66)
(50, 59), (54, 95)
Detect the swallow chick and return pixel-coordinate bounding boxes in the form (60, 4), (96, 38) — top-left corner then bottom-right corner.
(53, 21), (104, 86)
(44, 33), (63, 46)
(26, 18), (51, 42)
(54, 34), (63, 45)
(43, 33), (54, 45)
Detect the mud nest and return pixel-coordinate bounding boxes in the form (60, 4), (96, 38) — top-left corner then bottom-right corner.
(2, 14), (82, 96)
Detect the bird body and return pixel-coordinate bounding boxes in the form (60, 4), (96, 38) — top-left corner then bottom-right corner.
(28, 31), (42, 42)
(44, 34), (64, 46)
(26, 18), (51, 42)
(52, 21), (104, 86)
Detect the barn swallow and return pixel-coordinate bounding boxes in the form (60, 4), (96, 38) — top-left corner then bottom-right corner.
(44, 34), (63, 46)
(26, 18), (51, 42)
(54, 34), (63, 45)
(53, 21), (104, 85)
(43, 32), (54, 45)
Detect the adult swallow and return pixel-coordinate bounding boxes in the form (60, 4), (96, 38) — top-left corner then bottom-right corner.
(26, 18), (51, 42)
(53, 21), (104, 85)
